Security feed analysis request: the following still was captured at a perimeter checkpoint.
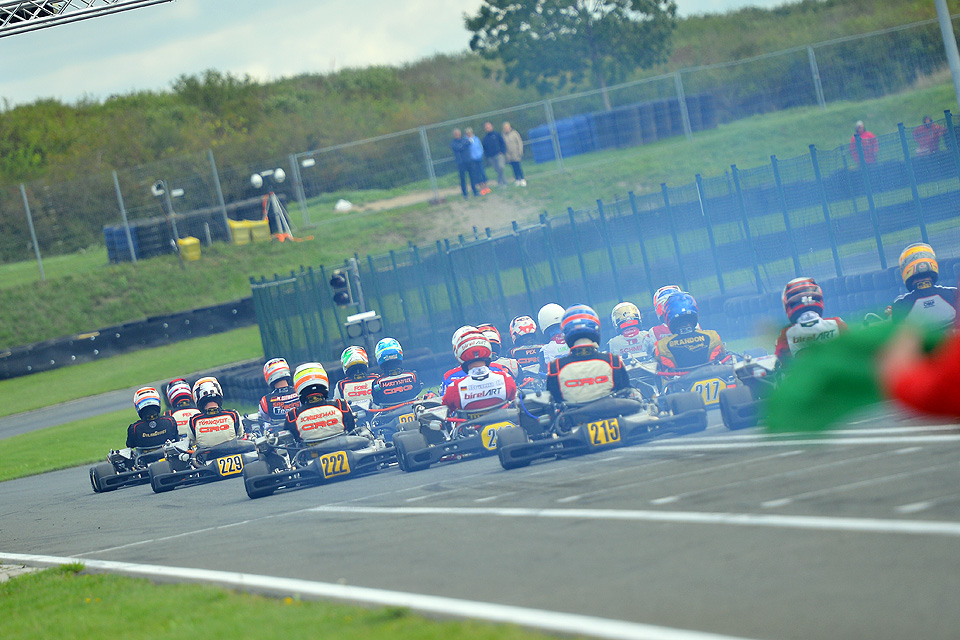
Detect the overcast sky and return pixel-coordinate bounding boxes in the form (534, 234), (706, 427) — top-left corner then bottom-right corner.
(0, 0), (797, 107)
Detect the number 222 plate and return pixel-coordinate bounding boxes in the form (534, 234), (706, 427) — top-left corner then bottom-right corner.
(318, 451), (351, 479)
(586, 418), (621, 446)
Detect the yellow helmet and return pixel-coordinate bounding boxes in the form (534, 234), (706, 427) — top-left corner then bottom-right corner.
(899, 243), (938, 288)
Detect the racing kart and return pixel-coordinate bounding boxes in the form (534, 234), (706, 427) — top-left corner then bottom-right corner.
(391, 404), (520, 472)
(89, 443), (172, 493)
(497, 389), (707, 470)
(717, 354), (778, 430)
(241, 427), (395, 499)
(355, 396), (442, 443)
(148, 438), (258, 493)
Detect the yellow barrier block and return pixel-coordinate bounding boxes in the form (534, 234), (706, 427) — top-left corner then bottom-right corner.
(177, 236), (201, 261)
(249, 219), (271, 243)
(228, 219), (251, 245)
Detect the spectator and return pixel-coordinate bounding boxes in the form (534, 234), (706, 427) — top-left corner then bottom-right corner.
(450, 128), (477, 199)
(913, 115), (945, 156)
(849, 120), (879, 165)
(465, 127), (490, 196)
(482, 121), (507, 187)
(502, 122), (526, 187)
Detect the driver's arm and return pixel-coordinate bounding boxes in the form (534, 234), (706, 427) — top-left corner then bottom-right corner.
(611, 355), (630, 390)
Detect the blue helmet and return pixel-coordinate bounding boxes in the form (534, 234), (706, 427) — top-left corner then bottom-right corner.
(374, 338), (403, 367)
(560, 304), (601, 347)
(664, 292), (698, 334)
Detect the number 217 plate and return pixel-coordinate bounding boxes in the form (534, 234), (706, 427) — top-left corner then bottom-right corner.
(586, 418), (621, 446)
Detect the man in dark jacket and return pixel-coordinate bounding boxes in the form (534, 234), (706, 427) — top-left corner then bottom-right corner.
(450, 128), (476, 199)
(482, 121), (507, 187)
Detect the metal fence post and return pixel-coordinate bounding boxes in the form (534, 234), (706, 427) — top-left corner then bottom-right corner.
(539, 213), (564, 301)
(659, 184), (689, 291)
(770, 155), (802, 277)
(898, 123), (929, 244)
(412, 245), (440, 350)
(673, 71), (693, 141)
(596, 200), (624, 301)
(567, 208), (593, 306)
(305, 266), (330, 344)
(293, 267), (321, 359)
(694, 175), (725, 294)
(512, 221), (537, 315)
(365, 255), (389, 333)
(809, 145), (844, 278)
(544, 100), (565, 171)
(730, 165), (764, 293)
(319, 265), (349, 346)
(943, 110), (960, 183)
(112, 170), (137, 263)
(19, 184), (44, 282)
(484, 229), (512, 328)
(854, 133), (887, 269)
(435, 240), (460, 325)
(207, 149), (233, 243)
(289, 153), (311, 227)
(389, 250), (416, 342)
(807, 45), (827, 109)
(418, 126), (441, 202)
(627, 192), (656, 298)
(444, 238), (466, 325)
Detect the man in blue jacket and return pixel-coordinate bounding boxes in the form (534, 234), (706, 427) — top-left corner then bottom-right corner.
(482, 121), (507, 187)
(465, 127), (489, 195)
(450, 128), (476, 199)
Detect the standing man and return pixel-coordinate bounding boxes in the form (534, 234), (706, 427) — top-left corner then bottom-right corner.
(482, 121), (507, 188)
(849, 120), (878, 165)
(502, 122), (526, 187)
(913, 116), (945, 156)
(450, 128), (476, 199)
(465, 127), (490, 195)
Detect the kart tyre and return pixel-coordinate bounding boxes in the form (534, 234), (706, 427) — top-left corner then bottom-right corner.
(393, 431), (430, 472)
(667, 392), (708, 432)
(719, 385), (757, 430)
(243, 460), (274, 499)
(496, 426), (531, 470)
(90, 462), (116, 493)
(149, 460), (174, 494)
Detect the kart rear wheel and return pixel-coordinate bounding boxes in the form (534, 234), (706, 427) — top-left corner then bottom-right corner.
(667, 392), (708, 432)
(149, 460), (174, 494)
(90, 462), (115, 493)
(719, 385), (757, 430)
(242, 460), (274, 499)
(497, 426), (531, 470)
(393, 431), (430, 472)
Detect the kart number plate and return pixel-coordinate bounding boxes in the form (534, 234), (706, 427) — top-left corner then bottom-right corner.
(693, 378), (726, 405)
(397, 413), (415, 424)
(480, 422), (514, 451)
(318, 451), (351, 479)
(586, 418), (621, 446)
(216, 454), (244, 477)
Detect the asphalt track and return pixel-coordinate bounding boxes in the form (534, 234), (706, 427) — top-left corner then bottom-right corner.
(0, 389), (132, 439)
(2, 409), (959, 640)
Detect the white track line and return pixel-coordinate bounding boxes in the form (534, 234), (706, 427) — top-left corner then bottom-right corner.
(682, 425), (959, 441)
(895, 492), (960, 514)
(633, 435), (960, 452)
(306, 505), (960, 538)
(0, 552), (756, 640)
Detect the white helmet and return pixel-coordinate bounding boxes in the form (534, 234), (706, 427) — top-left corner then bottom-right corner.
(452, 325), (479, 350)
(192, 376), (223, 408)
(263, 357), (291, 387)
(537, 303), (565, 332)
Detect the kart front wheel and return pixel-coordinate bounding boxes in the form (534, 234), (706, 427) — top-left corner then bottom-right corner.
(148, 460), (174, 494)
(242, 460), (274, 499)
(90, 462), (116, 493)
(667, 392), (708, 432)
(393, 431), (430, 472)
(719, 386), (757, 430)
(497, 426), (531, 470)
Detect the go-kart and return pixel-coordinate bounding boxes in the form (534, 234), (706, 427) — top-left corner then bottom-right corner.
(391, 403), (521, 472)
(497, 389), (707, 470)
(89, 442), (176, 493)
(718, 354), (778, 430)
(355, 396), (442, 443)
(241, 426), (395, 499)
(646, 349), (770, 410)
(148, 437), (258, 493)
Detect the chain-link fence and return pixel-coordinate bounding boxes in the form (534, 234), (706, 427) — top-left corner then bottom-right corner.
(252, 112), (960, 365)
(4, 15), (960, 276)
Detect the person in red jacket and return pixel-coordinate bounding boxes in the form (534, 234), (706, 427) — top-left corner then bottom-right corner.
(849, 120), (878, 165)
(775, 277), (848, 365)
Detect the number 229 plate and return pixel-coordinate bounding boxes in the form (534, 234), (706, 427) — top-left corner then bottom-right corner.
(586, 418), (621, 446)
(318, 451), (351, 479)
(216, 454), (244, 476)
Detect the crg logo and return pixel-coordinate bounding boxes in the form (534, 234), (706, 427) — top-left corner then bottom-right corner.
(564, 376), (609, 387)
(299, 407), (341, 432)
(384, 384), (413, 395)
(197, 416), (233, 433)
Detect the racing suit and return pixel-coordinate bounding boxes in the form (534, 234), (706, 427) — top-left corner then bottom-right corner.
(546, 343), (636, 430)
(607, 326), (651, 362)
(166, 406), (200, 439)
(332, 372), (380, 409)
(257, 386), (300, 434)
(284, 398), (355, 444)
(440, 362), (513, 394)
(538, 332), (570, 370)
(510, 343), (544, 375)
(126, 415), (179, 450)
(371, 369), (423, 406)
(655, 329), (724, 372)
(891, 284), (958, 329)
(188, 408), (243, 450)
(775, 311), (848, 364)
(442, 366), (516, 418)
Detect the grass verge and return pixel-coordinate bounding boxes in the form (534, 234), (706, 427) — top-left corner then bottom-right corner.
(0, 326), (263, 418)
(0, 565), (561, 640)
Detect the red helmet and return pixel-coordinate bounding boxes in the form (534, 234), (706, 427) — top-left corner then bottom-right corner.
(782, 277), (824, 323)
(453, 327), (492, 366)
(476, 323), (502, 354)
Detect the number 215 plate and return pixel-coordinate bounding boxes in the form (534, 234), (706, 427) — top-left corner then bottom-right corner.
(586, 418), (621, 446)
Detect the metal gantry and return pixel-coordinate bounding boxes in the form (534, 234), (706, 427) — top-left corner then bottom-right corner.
(0, 0), (172, 38)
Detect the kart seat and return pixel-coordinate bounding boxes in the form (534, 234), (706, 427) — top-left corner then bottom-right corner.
(301, 434), (371, 454)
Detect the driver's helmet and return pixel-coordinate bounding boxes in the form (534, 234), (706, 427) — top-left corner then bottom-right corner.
(560, 304), (601, 347)
(782, 277), (824, 324)
(537, 303), (565, 333)
(610, 302), (641, 334)
(192, 377), (223, 411)
(293, 363), (329, 401)
(664, 292), (699, 335)
(165, 378), (193, 408)
(340, 346), (369, 375)
(451, 325), (478, 351)
(899, 242), (939, 290)
(133, 387), (162, 420)
(509, 315), (537, 344)
(263, 358), (291, 387)
(653, 285), (681, 323)
(374, 338), (403, 367)
(454, 328), (492, 366)
(476, 323), (502, 357)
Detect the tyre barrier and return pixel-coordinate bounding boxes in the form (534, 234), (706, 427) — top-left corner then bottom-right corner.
(0, 298), (256, 381)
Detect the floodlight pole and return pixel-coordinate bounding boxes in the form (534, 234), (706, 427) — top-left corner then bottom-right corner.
(935, 0), (960, 109)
